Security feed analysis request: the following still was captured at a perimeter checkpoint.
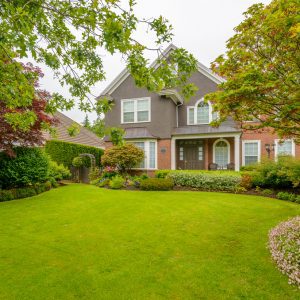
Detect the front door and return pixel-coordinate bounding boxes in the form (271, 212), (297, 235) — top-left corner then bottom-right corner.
(176, 140), (204, 170)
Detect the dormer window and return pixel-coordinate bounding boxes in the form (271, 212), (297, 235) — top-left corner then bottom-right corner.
(187, 99), (218, 125)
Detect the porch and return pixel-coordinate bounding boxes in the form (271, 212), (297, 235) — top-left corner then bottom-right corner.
(171, 134), (241, 171)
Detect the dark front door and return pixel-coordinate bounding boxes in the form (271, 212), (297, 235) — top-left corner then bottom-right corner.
(176, 140), (205, 170)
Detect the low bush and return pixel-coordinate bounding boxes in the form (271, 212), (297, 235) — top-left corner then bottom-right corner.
(240, 173), (253, 190)
(0, 182), (54, 202)
(0, 190), (15, 201)
(88, 167), (101, 181)
(277, 192), (297, 202)
(261, 189), (273, 196)
(102, 166), (118, 179)
(268, 216), (300, 288)
(167, 171), (241, 192)
(140, 178), (174, 191)
(48, 161), (71, 181)
(109, 175), (125, 189)
(155, 170), (171, 178)
(0, 147), (50, 189)
(14, 187), (37, 199)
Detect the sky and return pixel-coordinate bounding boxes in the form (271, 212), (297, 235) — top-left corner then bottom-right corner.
(38, 0), (271, 124)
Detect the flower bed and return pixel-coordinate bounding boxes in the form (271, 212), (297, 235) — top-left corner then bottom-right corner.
(268, 216), (300, 288)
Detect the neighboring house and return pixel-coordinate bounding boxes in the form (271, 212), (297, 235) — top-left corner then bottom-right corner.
(99, 44), (299, 172)
(44, 111), (104, 149)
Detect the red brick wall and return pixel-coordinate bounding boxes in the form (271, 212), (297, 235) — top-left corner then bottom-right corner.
(241, 130), (300, 160)
(157, 139), (171, 169)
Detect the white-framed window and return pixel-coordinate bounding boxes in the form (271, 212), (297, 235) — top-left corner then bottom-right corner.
(274, 139), (295, 157)
(131, 140), (157, 169)
(187, 98), (218, 125)
(213, 138), (230, 169)
(242, 140), (261, 166)
(121, 97), (151, 124)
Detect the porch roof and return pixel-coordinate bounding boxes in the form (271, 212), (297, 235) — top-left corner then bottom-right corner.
(172, 125), (241, 136)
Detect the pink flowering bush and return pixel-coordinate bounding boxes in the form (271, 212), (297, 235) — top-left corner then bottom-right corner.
(268, 216), (300, 288)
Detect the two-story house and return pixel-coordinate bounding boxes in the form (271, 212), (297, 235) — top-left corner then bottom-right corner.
(99, 44), (299, 172)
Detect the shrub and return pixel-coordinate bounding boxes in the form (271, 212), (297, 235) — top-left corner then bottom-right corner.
(48, 160), (71, 181)
(101, 143), (144, 173)
(240, 173), (253, 190)
(0, 147), (50, 189)
(167, 171), (241, 192)
(102, 166), (118, 179)
(14, 187), (37, 199)
(155, 170), (171, 178)
(252, 156), (300, 189)
(140, 178), (174, 191)
(72, 156), (84, 167)
(45, 140), (104, 168)
(109, 175), (125, 189)
(88, 167), (101, 181)
(0, 190), (15, 202)
(277, 192), (297, 202)
(261, 189), (273, 196)
(268, 216), (300, 287)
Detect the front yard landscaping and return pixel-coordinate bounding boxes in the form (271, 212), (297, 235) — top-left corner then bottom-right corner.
(0, 184), (299, 299)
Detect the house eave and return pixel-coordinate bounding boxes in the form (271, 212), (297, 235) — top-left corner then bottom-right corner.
(96, 44), (225, 99)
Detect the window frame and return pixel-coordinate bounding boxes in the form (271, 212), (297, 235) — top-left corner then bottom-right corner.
(242, 140), (261, 166)
(187, 98), (218, 125)
(130, 139), (157, 170)
(274, 139), (295, 158)
(121, 97), (151, 124)
(213, 138), (230, 168)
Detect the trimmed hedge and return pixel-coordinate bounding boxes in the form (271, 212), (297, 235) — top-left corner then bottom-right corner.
(45, 140), (104, 168)
(0, 147), (50, 189)
(140, 178), (174, 191)
(167, 171), (241, 192)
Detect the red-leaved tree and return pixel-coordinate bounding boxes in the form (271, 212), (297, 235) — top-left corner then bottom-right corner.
(0, 62), (57, 156)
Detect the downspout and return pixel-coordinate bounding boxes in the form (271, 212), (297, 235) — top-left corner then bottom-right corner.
(176, 102), (183, 128)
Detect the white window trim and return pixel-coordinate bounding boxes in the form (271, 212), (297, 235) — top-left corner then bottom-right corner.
(274, 139), (295, 158)
(242, 140), (261, 166)
(121, 97), (151, 124)
(187, 98), (218, 125)
(213, 138), (230, 167)
(130, 139), (157, 170)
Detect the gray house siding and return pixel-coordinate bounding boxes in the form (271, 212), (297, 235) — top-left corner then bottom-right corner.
(105, 75), (177, 139)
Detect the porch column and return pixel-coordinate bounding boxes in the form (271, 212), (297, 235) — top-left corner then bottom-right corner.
(234, 135), (240, 171)
(171, 138), (176, 170)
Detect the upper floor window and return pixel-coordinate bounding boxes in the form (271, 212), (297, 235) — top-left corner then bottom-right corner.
(274, 139), (295, 157)
(187, 99), (218, 125)
(121, 97), (151, 124)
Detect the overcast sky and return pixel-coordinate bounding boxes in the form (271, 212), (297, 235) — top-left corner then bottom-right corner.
(38, 0), (271, 123)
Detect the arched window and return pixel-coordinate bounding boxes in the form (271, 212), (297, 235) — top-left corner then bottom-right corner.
(213, 139), (230, 168)
(187, 99), (218, 125)
(197, 102), (209, 124)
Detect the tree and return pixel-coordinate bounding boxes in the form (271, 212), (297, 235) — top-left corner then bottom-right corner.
(206, 0), (300, 141)
(0, 1), (197, 132)
(82, 115), (91, 129)
(0, 62), (57, 156)
(101, 143), (144, 173)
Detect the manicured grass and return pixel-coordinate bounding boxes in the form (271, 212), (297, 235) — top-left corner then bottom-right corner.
(0, 184), (300, 299)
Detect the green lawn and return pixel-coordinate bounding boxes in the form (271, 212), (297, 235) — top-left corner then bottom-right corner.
(0, 185), (300, 299)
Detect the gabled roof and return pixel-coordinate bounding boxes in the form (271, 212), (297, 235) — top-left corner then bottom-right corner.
(97, 44), (225, 99)
(44, 112), (104, 149)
